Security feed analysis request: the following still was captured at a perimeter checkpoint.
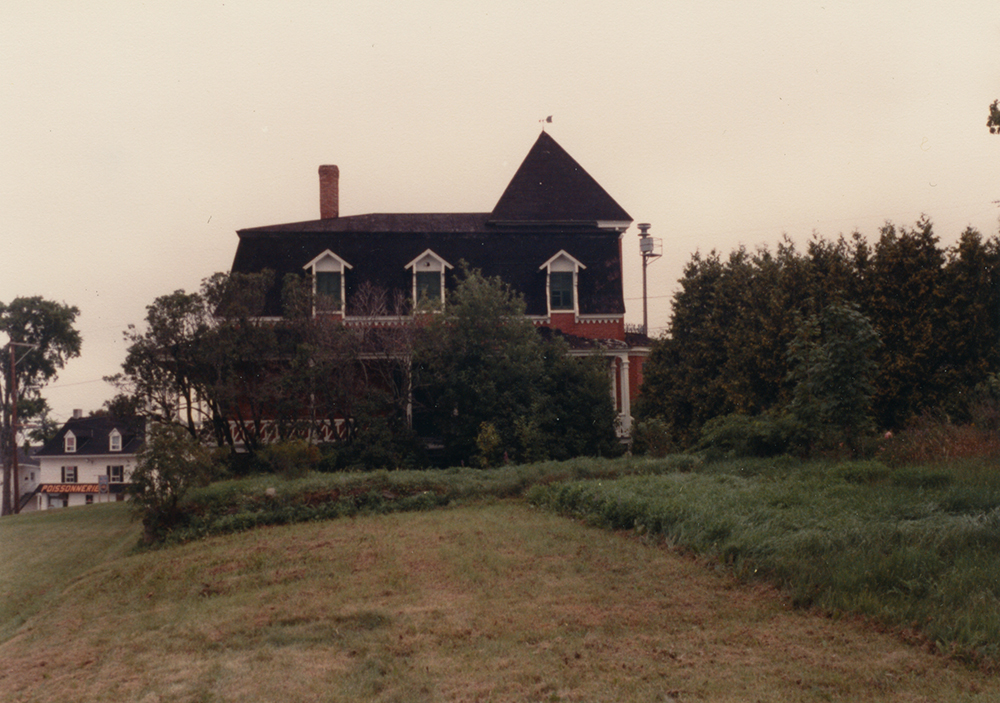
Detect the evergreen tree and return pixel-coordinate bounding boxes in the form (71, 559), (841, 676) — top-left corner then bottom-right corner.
(786, 303), (881, 453)
(936, 228), (1000, 418)
(864, 218), (947, 427)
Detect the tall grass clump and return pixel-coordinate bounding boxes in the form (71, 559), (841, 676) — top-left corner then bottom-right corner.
(529, 457), (1000, 668)
(878, 412), (1000, 466)
(144, 454), (693, 548)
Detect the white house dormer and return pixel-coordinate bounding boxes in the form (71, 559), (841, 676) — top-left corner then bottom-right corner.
(405, 250), (453, 310)
(303, 250), (353, 315)
(109, 428), (122, 452)
(540, 250), (586, 316)
(64, 430), (76, 454)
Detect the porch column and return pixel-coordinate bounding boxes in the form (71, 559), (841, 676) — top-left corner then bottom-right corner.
(608, 357), (618, 411)
(620, 355), (632, 434)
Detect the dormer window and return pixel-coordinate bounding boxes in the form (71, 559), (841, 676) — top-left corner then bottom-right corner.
(303, 250), (353, 314)
(405, 250), (453, 310)
(109, 429), (122, 452)
(64, 431), (76, 454)
(540, 251), (586, 314)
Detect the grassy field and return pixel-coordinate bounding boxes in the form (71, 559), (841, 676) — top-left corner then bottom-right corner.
(529, 457), (1000, 667)
(5, 455), (1000, 701)
(0, 502), (139, 643)
(1, 498), (999, 702)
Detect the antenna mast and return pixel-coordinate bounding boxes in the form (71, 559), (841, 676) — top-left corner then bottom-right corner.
(637, 223), (661, 336)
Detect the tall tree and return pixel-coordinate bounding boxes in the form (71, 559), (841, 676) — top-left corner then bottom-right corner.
(864, 218), (947, 427)
(412, 267), (618, 465)
(112, 271), (280, 452)
(936, 227), (1000, 418)
(635, 251), (732, 444)
(786, 303), (881, 454)
(413, 268), (546, 464)
(1, 297), (81, 515)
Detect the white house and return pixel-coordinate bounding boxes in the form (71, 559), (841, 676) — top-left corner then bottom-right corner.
(32, 413), (144, 510)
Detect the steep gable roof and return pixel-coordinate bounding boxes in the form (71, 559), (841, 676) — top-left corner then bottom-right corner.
(489, 132), (632, 226)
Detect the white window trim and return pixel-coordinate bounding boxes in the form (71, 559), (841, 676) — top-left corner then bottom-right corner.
(405, 249), (453, 310)
(64, 431), (76, 454)
(303, 250), (353, 315)
(109, 429), (122, 452)
(539, 250), (586, 317)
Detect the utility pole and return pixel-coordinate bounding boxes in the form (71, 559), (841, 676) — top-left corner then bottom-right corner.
(637, 223), (662, 336)
(7, 342), (37, 515)
(9, 345), (18, 514)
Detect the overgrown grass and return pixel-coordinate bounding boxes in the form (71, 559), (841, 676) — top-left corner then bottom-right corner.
(154, 454), (696, 547)
(528, 455), (1000, 668)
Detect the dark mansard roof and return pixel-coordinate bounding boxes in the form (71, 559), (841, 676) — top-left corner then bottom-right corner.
(230, 132), (632, 318)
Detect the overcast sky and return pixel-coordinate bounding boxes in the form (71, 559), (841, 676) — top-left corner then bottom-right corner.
(3, 2), (999, 422)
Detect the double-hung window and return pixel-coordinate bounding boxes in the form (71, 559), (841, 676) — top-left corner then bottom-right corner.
(61, 466), (77, 483)
(416, 271), (442, 306)
(315, 271), (342, 311)
(406, 250), (452, 311)
(303, 250), (352, 315)
(549, 271), (574, 310)
(108, 465), (124, 483)
(540, 251), (586, 316)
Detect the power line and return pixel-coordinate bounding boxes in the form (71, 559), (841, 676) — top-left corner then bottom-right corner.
(43, 378), (109, 390)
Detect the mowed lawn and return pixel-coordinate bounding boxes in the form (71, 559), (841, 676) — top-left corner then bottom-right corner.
(1, 501), (997, 702)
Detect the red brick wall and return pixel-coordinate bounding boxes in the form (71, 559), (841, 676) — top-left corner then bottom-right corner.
(540, 312), (624, 340)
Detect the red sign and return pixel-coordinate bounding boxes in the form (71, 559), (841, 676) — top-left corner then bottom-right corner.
(40, 484), (101, 493)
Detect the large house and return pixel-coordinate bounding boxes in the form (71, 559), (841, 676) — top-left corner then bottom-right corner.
(228, 131), (649, 434)
(31, 413), (144, 510)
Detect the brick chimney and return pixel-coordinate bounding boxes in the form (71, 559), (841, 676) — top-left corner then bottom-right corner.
(319, 165), (339, 219)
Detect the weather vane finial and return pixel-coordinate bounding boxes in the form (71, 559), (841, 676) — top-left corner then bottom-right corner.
(539, 115), (552, 131)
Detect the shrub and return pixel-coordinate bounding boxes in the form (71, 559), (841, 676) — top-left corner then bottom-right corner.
(475, 422), (502, 468)
(258, 439), (321, 479)
(129, 424), (217, 543)
(631, 418), (674, 458)
(695, 413), (801, 458)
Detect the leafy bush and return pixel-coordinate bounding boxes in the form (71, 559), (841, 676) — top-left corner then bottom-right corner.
(475, 422), (502, 468)
(258, 439), (321, 479)
(128, 424), (218, 543)
(695, 413), (801, 458)
(630, 418), (674, 457)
